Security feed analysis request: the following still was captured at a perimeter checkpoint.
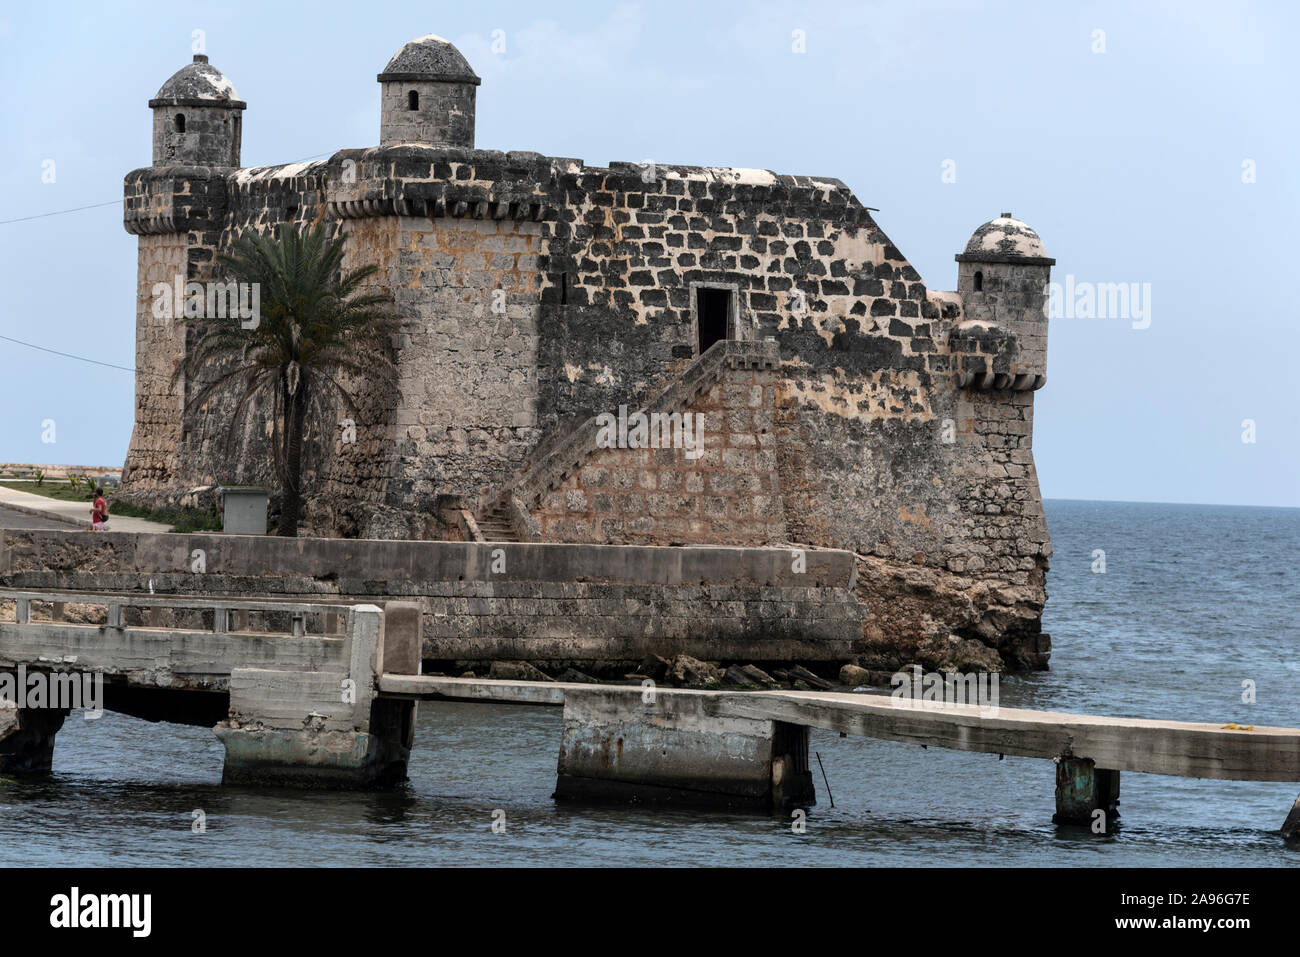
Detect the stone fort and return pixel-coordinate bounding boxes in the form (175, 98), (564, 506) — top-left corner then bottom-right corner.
(118, 34), (1057, 674)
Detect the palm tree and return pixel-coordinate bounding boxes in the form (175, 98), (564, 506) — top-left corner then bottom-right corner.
(177, 223), (396, 536)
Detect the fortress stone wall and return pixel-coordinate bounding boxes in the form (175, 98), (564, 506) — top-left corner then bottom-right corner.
(118, 35), (1059, 673)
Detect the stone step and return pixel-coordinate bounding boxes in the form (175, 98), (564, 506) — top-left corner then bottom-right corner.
(476, 509), (520, 543)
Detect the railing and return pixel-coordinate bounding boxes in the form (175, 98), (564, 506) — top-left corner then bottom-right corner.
(0, 589), (357, 638)
(0, 591), (396, 734)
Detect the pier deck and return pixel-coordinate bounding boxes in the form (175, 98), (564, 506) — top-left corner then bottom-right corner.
(378, 674), (1300, 782)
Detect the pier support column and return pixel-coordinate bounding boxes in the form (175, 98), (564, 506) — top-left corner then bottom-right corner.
(0, 704), (69, 774)
(771, 720), (816, 810)
(555, 688), (815, 810)
(1282, 792), (1300, 841)
(1053, 755), (1120, 827)
(213, 603), (418, 788)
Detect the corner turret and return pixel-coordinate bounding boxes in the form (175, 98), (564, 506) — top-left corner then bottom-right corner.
(378, 34), (480, 148)
(952, 213), (1055, 390)
(149, 54), (245, 168)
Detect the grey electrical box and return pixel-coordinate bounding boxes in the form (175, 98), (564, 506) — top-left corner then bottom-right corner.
(218, 486), (270, 535)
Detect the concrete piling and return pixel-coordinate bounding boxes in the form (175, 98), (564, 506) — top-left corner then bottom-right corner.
(1053, 755), (1120, 827)
(1282, 792), (1300, 841)
(0, 704), (69, 774)
(555, 687), (816, 810)
(213, 602), (420, 788)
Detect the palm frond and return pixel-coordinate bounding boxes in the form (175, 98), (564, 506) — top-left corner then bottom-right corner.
(181, 222), (400, 509)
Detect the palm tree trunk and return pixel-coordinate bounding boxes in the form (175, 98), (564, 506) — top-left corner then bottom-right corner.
(279, 374), (307, 537)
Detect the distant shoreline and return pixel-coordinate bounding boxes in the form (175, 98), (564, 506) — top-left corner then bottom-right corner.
(0, 463), (122, 478)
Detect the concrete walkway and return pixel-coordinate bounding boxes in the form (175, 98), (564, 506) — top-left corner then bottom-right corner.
(0, 485), (172, 533)
(0, 504), (70, 531)
(379, 675), (1300, 782)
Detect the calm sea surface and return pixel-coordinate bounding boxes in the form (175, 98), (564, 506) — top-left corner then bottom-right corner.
(3, 500), (1298, 866)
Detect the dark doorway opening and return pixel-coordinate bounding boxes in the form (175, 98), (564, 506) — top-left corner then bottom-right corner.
(696, 287), (730, 354)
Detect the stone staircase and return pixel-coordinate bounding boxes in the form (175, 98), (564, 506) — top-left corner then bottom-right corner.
(476, 504), (520, 542)
(475, 338), (780, 541)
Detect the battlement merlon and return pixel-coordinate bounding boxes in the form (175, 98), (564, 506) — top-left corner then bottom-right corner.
(318, 147), (874, 224)
(124, 150), (876, 227)
(124, 146), (891, 266)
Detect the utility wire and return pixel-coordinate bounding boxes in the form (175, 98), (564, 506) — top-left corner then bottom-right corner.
(0, 150), (338, 226)
(0, 334), (138, 373)
(0, 200), (122, 225)
(0, 149), (342, 376)
(0, 332), (180, 382)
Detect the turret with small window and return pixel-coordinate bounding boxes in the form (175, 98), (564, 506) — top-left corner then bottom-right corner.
(377, 34), (480, 148)
(149, 54), (245, 168)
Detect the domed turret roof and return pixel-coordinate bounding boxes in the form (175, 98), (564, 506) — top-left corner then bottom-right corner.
(378, 34), (481, 84)
(150, 54), (245, 109)
(956, 213), (1054, 265)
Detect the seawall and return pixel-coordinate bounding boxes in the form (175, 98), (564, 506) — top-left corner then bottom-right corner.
(0, 529), (863, 670)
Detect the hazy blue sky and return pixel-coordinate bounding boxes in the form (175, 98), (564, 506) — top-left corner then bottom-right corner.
(1, 0), (1295, 507)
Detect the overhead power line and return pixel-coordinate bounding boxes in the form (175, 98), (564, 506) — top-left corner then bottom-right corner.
(0, 150), (338, 227)
(0, 200), (121, 225)
(0, 333), (136, 374)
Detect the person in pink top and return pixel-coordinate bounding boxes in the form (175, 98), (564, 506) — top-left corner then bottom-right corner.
(90, 487), (109, 531)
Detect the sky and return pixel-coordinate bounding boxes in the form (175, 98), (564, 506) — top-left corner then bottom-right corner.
(0, 0), (1295, 507)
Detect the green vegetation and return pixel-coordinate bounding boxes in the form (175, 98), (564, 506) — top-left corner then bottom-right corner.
(108, 500), (222, 533)
(180, 223), (396, 536)
(0, 480), (94, 503)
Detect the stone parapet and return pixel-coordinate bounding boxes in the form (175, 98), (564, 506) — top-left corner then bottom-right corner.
(122, 166), (229, 236)
(0, 530), (864, 667)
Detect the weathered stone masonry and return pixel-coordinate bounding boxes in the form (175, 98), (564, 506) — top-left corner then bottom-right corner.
(118, 35), (1060, 673)
(0, 530), (862, 670)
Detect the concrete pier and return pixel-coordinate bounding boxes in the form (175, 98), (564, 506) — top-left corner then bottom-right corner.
(386, 675), (1300, 835)
(0, 591), (420, 788)
(4, 589), (1300, 839)
(555, 687), (815, 810)
(216, 601), (420, 788)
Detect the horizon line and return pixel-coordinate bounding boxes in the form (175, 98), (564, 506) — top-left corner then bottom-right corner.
(1045, 496), (1298, 511)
